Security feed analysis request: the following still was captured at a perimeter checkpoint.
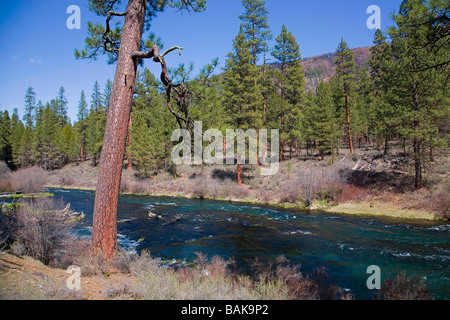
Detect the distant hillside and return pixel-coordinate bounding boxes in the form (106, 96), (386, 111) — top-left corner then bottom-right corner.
(269, 46), (372, 92)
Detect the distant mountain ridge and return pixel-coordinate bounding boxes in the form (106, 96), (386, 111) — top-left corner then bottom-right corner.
(269, 46), (373, 92)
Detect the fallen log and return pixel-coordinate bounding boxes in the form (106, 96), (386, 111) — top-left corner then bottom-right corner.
(162, 215), (183, 226)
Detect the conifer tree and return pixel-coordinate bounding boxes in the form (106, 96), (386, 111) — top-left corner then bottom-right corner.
(222, 27), (263, 185)
(238, 0), (271, 66)
(77, 90), (88, 162)
(55, 86), (69, 125)
(23, 87), (36, 128)
(103, 79), (113, 110)
(369, 29), (398, 155)
(272, 25), (304, 160)
(10, 109), (24, 169)
(334, 38), (357, 154)
(315, 82), (340, 161)
(0, 111), (13, 168)
(388, 0), (449, 189)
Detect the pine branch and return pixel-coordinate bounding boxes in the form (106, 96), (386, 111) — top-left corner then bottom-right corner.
(131, 45), (192, 130)
(103, 10), (128, 53)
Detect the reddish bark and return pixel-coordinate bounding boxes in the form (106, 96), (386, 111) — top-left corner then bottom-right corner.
(237, 163), (243, 186)
(91, 0), (146, 259)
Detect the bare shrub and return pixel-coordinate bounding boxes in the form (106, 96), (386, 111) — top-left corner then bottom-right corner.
(334, 184), (368, 203)
(11, 166), (47, 193)
(54, 238), (91, 270)
(0, 161), (10, 177)
(58, 173), (75, 186)
(129, 250), (161, 276)
(109, 248), (137, 273)
(103, 281), (143, 299)
(206, 255), (234, 278)
(191, 178), (207, 199)
(376, 272), (432, 300)
(406, 185), (450, 219)
(0, 162), (13, 192)
(3, 198), (73, 265)
(193, 252), (208, 267)
(120, 173), (132, 193)
(250, 257), (353, 300)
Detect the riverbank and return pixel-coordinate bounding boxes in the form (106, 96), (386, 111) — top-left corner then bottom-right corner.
(44, 156), (449, 222)
(44, 184), (441, 222)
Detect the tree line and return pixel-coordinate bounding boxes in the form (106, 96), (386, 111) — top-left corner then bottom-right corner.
(1, 0), (448, 191)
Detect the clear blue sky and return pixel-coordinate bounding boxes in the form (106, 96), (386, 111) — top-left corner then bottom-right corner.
(0, 0), (402, 123)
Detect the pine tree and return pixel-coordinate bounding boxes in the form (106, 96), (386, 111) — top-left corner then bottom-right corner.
(354, 67), (376, 148)
(388, 0), (450, 189)
(0, 111), (13, 168)
(33, 102), (61, 170)
(369, 29), (398, 155)
(23, 87), (36, 128)
(315, 82), (340, 161)
(86, 81), (107, 166)
(238, 0), (272, 66)
(131, 69), (177, 175)
(103, 78), (113, 110)
(272, 25), (304, 161)
(284, 50), (305, 158)
(91, 81), (103, 113)
(334, 38), (357, 154)
(10, 109), (24, 169)
(222, 27), (263, 185)
(60, 124), (78, 164)
(56, 86), (69, 125)
(77, 90), (88, 162)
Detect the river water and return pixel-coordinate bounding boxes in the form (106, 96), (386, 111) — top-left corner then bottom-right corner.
(47, 189), (450, 299)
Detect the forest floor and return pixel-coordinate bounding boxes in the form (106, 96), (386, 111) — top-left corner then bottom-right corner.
(45, 148), (449, 221)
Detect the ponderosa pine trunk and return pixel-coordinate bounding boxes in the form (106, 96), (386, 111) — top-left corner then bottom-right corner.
(237, 163), (243, 186)
(345, 94), (354, 154)
(91, 0), (146, 259)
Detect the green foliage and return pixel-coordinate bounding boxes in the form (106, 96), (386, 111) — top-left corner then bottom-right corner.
(0, 111), (13, 168)
(129, 69), (177, 175)
(222, 27), (263, 130)
(238, 0), (272, 65)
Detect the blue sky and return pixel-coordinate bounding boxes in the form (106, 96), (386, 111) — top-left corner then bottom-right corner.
(0, 0), (403, 123)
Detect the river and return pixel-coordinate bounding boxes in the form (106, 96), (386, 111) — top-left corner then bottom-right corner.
(42, 189), (450, 299)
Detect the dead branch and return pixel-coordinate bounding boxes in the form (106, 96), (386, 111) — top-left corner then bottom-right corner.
(131, 45), (194, 131)
(103, 10), (128, 53)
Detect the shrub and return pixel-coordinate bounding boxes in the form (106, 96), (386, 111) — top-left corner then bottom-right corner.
(1, 198), (73, 266)
(11, 166), (48, 193)
(0, 162), (13, 192)
(376, 272), (432, 300)
(103, 282), (143, 299)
